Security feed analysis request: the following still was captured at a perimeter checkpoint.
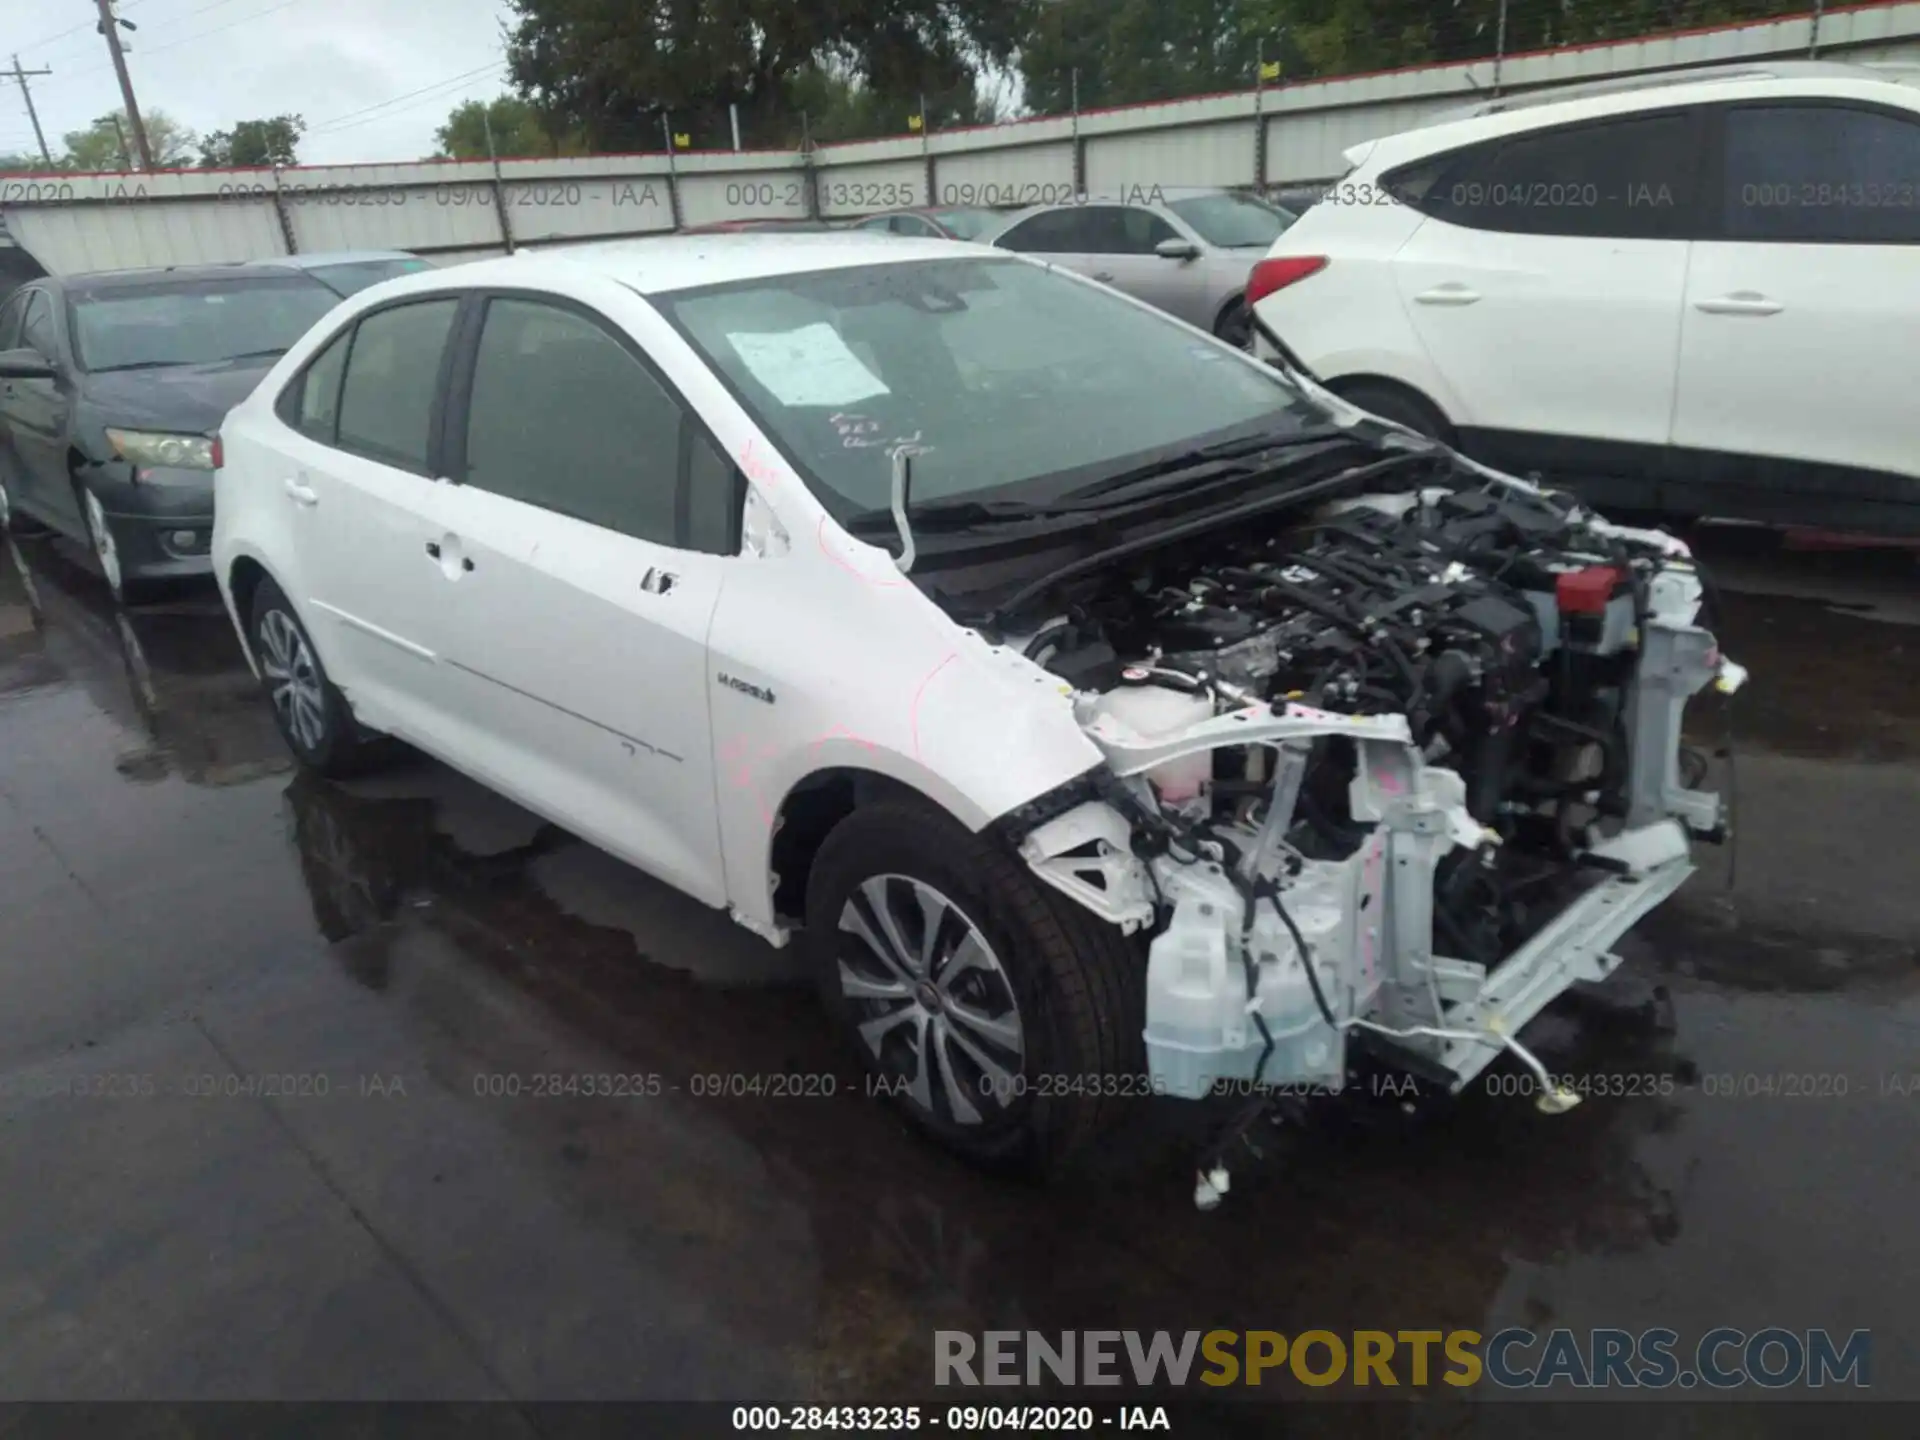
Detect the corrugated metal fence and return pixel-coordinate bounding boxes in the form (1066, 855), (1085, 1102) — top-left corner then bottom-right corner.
(4, 0), (1918, 276)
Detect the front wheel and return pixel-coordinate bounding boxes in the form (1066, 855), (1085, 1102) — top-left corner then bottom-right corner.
(806, 798), (1143, 1174)
(76, 482), (156, 605)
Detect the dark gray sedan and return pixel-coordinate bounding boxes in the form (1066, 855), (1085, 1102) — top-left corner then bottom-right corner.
(0, 265), (340, 603)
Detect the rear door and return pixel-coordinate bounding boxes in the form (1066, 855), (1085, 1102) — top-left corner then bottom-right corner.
(1670, 99), (1920, 527)
(271, 295), (465, 740)
(1388, 107), (1705, 500)
(427, 291), (738, 904)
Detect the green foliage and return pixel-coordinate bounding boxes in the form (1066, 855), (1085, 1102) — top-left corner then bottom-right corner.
(502, 0), (1031, 151)
(199, 115), (306, 169)
(61, 110), (197, 170)
(432, 96), (576, 159)
(1019, 0), (1813, 113)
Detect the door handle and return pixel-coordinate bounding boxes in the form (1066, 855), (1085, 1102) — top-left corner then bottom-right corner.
(284, 478), (319, 506)
(1091, 271), (1115, 282)
(1693, 293), (1782, 316)
(640, 566), (676, 595)
(1414, 284), (1481, 306)
(426, 540), (475, 572)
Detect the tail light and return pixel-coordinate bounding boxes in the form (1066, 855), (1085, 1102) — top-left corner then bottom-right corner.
(211, 433), (224, 469)
(1245, 255), (1328, 307)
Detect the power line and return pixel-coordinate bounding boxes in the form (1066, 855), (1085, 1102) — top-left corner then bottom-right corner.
(305, 60), (508, 135)
(4, 0), (152, 59)
(49, 0), (307, 83)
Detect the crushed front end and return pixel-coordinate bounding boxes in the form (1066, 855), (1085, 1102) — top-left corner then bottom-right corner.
(1010, 479), (1744, 1130)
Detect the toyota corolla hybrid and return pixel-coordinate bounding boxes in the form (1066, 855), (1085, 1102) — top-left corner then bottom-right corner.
(212, 234), (1741, 1181)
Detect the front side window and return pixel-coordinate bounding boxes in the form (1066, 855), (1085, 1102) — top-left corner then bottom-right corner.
(0, 290), (29, 351)
(336, 298), (459, 472)
(1074, 206), (1178, 255)
(995, 209), (1099, 253)
(1721, 103), (1920, 243)
(17, 292), (54, 359)
(655, 256), (1320, 519)
(1168, 192), (1295, 249)
(1396, 110), (1702, 240)
(68, 276), (340, 372)
(462, 298), (684, 546)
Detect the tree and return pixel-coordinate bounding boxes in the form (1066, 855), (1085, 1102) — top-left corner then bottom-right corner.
(199, 115), (306, 168)
(1018, 0), (1811, 114)
(0, 153), (62, 173)
(502, 0), (1031, 152)
(432, 96), (568, 159)
(61, 109), (197, 170)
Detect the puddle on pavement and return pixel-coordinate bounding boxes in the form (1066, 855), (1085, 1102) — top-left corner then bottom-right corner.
(3, 526), (1916, 1401)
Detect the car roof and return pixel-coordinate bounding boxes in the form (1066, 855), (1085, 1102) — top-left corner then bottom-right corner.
(59, 263), (335, 295)
(248, 250), (418, 269)
(1355, 61), (1920, 172)
(467, 232), (983, 294)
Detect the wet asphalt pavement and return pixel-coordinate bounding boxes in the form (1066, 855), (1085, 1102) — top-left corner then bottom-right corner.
(0, 521), (1915, 1419)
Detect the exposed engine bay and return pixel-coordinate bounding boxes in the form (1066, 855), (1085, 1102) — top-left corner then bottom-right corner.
(1001, 476), (1742, 1178)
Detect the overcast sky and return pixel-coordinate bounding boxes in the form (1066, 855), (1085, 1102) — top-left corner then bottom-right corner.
(0, 0), (518, 168)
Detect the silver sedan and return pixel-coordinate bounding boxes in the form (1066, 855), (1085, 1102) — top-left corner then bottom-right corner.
(977, 188), (1295, 346)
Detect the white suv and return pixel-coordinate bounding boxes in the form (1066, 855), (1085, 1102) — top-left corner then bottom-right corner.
(1247, 61), (1920, 536)
(214, 234), (1738, 1187)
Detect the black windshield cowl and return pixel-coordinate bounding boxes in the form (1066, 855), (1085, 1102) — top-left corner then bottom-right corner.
(844, 428), (1380, 541)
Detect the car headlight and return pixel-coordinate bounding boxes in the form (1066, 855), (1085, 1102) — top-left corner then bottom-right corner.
(106, 428), (218, 471)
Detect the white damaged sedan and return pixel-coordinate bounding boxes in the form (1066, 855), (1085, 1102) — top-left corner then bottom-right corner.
(213, 234), (1742, 1181)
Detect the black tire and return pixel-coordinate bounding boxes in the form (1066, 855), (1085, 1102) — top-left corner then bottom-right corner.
(1213, 295), (1254, 350)
(807, 797), (1144, 1176)
(248, 575), (380, 778)
(1331, 379), (1454, 444)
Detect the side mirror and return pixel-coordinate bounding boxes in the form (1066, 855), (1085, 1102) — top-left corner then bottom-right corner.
(0, 347), (56, 381)
(1154, 237), (1201, 261)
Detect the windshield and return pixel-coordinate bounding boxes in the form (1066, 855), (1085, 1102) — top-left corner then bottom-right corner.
(306, 258), (430, 296)
(71, 276), (340, 372)
(1167, 193), (1296, 249)
(654, 256), (1322, 518)
(931, 208), (996, 240)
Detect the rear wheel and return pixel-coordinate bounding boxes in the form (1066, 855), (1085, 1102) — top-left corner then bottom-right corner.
(806, 797), (1143, 1175)
(1330, 379), (1454, 444)
(249, 575), (382, 777)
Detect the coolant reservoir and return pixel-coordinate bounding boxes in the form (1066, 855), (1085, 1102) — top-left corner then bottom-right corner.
(1087, 683), (1215, 802)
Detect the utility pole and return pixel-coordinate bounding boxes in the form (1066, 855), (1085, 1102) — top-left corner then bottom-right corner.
(5, 56), (54, 167)
(92, 0), (153, 169)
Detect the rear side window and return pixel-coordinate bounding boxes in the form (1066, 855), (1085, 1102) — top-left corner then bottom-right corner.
(336, 298), (459, 473)
(293, 332), (350, 443)
(461, 297), (683, 545)
(1721, 104), (1920, 243)
(1391, 110), (1702, 240)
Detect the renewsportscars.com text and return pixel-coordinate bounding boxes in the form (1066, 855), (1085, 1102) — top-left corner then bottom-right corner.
(934, 1328), (1871, 1390)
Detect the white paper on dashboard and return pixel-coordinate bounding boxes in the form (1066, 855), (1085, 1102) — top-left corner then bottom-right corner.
(726, 323), (891, 406)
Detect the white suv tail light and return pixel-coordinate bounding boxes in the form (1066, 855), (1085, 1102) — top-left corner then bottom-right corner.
(1246, 255), (1328, 307)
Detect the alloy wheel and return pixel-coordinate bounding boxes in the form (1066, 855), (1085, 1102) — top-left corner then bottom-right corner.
(836, 874), (1026, 1126)
(81, 488), (122, 598)
(257, 608), (328, 753)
